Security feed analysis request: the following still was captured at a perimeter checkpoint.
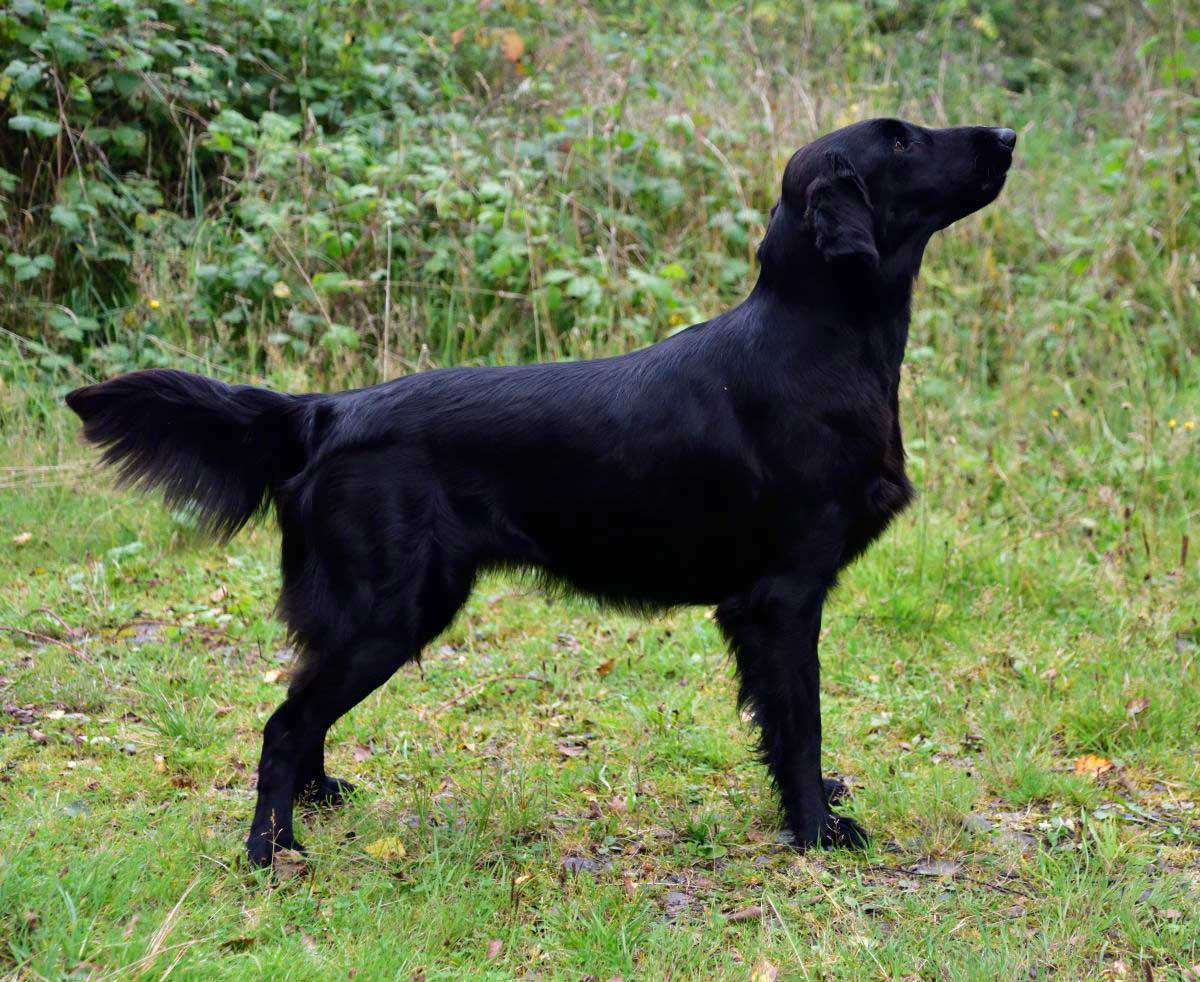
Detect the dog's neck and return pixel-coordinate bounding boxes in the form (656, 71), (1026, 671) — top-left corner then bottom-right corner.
(750, 244), (924, 377)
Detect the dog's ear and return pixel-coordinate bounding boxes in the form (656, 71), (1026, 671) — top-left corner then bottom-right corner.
(804, 151), (878, 269)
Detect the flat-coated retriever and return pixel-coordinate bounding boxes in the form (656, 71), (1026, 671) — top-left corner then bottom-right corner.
(67, 118), (1016, 867)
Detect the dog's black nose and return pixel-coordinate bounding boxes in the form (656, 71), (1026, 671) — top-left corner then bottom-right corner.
(993, 127), (1017, 149)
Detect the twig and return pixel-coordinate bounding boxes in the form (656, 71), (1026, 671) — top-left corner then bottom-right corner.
(859, 863), (1031, 897)
(270, 230), (337, 333)
(32, 607), (82, 638)
(0, 625), (96, 666)
(382, 221), (393, 381)
(431, 673), (549, 716)
(109, 617), (239, 643)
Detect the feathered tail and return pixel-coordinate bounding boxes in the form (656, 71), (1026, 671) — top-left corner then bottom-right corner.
(66, 369), (309, 537)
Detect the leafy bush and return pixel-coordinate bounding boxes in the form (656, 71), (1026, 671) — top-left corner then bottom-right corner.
(0, 0), (1196, 386)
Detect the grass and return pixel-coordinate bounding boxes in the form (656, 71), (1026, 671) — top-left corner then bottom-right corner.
(2, 0), (1199, 977)
(1, 373), (1198, 977)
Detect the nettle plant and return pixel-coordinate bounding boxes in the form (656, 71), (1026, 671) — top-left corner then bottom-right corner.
(0, 0), (549, 373)
(1, 0), (767, 379)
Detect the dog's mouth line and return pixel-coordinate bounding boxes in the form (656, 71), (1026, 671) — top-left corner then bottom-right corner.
(980, 160), (1012, 188)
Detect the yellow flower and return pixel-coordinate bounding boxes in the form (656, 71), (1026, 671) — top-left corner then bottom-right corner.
(1185, 420), (1196, 431)
(1051, 409), (1060, 418)
(147, 298), (160, 310)
(1168, 418), (1177, 428)
(272, 281), (291, 299)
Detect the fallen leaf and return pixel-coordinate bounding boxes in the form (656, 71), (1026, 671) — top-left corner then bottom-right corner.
(352, 743), (372, 762)
(596, 657), (615, 676)
(663, 891), (692, 917)
(273, 849), (309, 880)
(998, 829), (1038, 853)
(209, 585), (227, 604)
(497, 28), (524, 62)
(127, 623), (161, 645)
(562, 855), (607, 874)
(30, 729), (47, 745)
(451, 27), (466, 46)
(751, 959), (780, 982)
(262, 668), (286, 684)
(220, 936), (257, 951)
(621, 873), (637, 899)
(911, 858), (959, 877)
(154, 754), (167, 773)
(485, 939), (502, 959)
(363, 836), (406, 861)
(1074, 754), (1114, 779)
(1125, 697), (1150, 718)
(557, 743), (586, 758)
(11, 532), (32, 545)
(726, 905), (764, 923)
(962, 813), (994, 834)
(1161, 907), (1183, 920)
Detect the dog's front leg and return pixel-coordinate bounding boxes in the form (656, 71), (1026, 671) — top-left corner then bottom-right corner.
(717, 575), (867, 850)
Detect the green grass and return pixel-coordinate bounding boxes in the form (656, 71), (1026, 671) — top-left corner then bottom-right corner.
(2, 0), (1199, 976)
(1, 381), (1197, 977)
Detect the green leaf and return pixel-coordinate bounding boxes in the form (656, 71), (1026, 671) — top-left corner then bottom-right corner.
(111, 125), (146, 153)
(566, 274), (600, 299)
(311, 271), (364, 294)
(9, 113), (61, 138)
(50, 204), (81, 233)
(320, 324), (359, 350)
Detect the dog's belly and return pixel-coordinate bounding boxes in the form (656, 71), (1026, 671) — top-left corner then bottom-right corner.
(506, 490), (775, 607)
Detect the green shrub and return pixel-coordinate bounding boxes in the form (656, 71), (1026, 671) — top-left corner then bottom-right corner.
(0, 0), (1196, 385)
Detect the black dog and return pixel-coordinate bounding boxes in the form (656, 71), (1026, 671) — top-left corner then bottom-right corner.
(67, 118), (1015, 867)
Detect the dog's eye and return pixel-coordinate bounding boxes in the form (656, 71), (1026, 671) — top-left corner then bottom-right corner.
(893, 138), (911, 153)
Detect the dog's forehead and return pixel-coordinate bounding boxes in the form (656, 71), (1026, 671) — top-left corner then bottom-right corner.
(790, 118), (910, 166)
(828, 117), (914, 146)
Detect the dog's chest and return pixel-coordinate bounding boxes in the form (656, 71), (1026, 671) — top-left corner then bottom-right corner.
(843, 416), (913, 558)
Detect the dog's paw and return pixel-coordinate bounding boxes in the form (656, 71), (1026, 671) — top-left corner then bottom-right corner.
(818, 811), (869, 850)
(245, 830), (304, 868)
(297, 775), (355, 808)
(789, 810), (870, 851)
(822, 776), (850, 806)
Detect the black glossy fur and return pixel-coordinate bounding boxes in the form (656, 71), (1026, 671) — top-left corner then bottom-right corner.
(67, 118), (1015, 867)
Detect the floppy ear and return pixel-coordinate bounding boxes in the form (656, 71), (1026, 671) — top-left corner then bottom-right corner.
(804, 151), (878, 269)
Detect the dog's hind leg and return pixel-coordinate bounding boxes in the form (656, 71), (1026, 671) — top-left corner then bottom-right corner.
(246, 551), (475, 868)
(717, 572), (868, 851)
(246, 637), (410, 866)
(295, 740), (355, 807)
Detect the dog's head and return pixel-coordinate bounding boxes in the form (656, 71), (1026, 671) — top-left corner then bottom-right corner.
(759, 118), (1015, 283)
